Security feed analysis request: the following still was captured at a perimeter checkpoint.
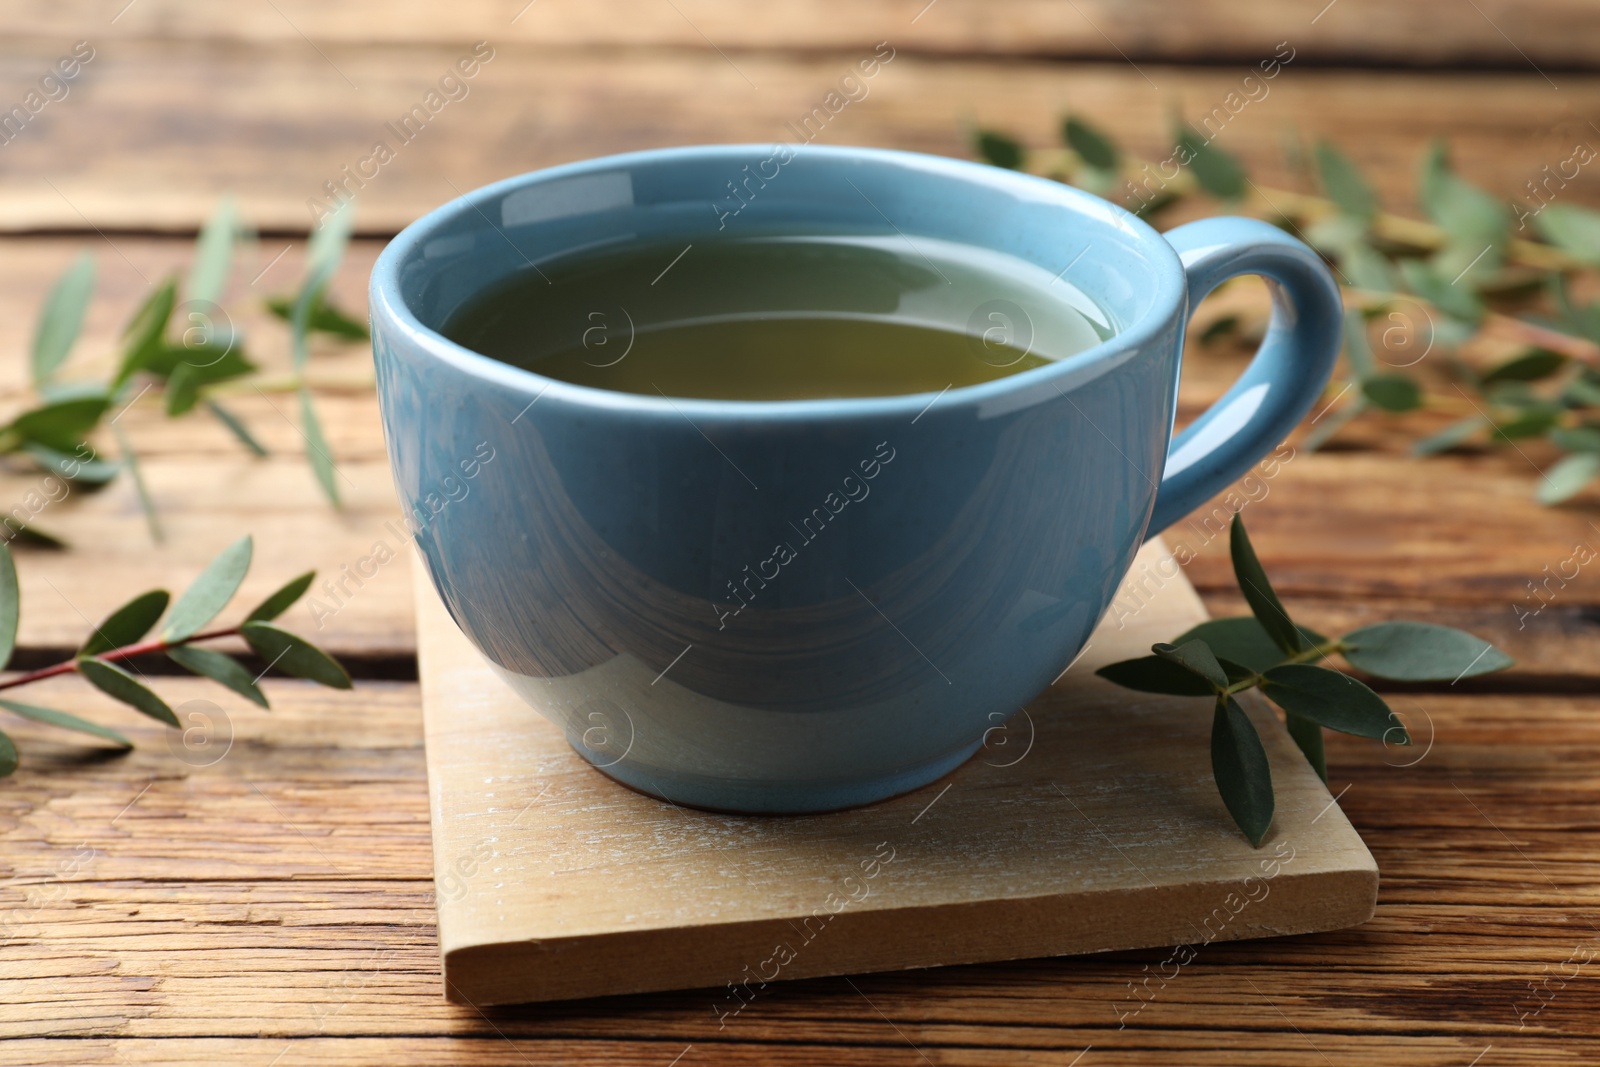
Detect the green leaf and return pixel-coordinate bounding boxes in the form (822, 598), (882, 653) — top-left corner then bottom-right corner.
(1482, 349), (1567, 385)
(81, 589), (169, 655)
(76, 657), (179, 726)
(1301, 395), (1368, 453)
(241, 621), (352, 688)
(163, 535), (252, 641)
(1175, 124), (1246, 199)
(1362, 374), (1423, 413)
(32, 252), (95, 385)
(1550, 425), (1600, 454)
(1314, 141), (1377, 222)
(8, 395), (111, 452)
(114, 277), (179, 390)
(1063, 116), (1118, 171)
(1342, 308), (1376, 380)
(1152, 639), (1228, 690)
(188, 197), (239, 306)
(111, 423), (162, 543)
(1341, 620), (1513, 681)
(1494, 411), (1560, 442)
(1399, 257), (1483, 323)
(23, 443), (120, 486)
(0, 542), (16, 672)
(0, 698), (131, 748)
(1230, 515), (1302, 654)
(1412, 416), (1488, 456)
(1419, 139), (1509, 251)
(0, 729), (15, 777)
(1174, 617), (1331, 674)
(7, 524), (69, 551)
(143, 340), (254, 381)
(1284, 713), (1327, 782)
(1199, 314), (1240, 345)
(973, 129), (1025, 171)
(299, 387), (341, 508)
(1340, 239), (1399, 294)
(1533, 203), (1600, 265)
(245, 571), (315, 622)
(1538, 452), (1600, 504)
(1211, 696), (1274, 846)
(205, 400), (269, 457)
(1261, 663), (1405, 741)
(265, 295), (369, 341)
(1097, 655), (1217, 696)
(166, 645), (268, 708)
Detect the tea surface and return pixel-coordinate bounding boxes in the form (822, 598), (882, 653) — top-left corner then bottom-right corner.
(443, 233), (1113, 400)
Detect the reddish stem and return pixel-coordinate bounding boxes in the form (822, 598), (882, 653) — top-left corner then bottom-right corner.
(0, 625), (242, 693)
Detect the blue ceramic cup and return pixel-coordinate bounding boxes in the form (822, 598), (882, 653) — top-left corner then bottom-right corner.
(370, 145), (1341, 813)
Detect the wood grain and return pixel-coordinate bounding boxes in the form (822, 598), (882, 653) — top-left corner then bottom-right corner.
(1, 43), (1598, 232)
(3, 675), (1600, 1062)
(6, 0), (1598, 68)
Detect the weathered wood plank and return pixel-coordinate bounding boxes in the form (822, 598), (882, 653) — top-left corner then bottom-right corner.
(0, 42), (1596, 232)
(3, 677), (1600, 1059)
(6, 0), (1597, 69)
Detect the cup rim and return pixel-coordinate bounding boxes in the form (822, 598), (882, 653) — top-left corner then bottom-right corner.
(369, 143), (1186, 422)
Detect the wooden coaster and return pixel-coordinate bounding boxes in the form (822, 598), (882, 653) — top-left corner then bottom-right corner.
(416, 540), (1377, 1007)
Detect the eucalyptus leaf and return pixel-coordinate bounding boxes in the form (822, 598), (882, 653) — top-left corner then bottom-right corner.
(188, 197), (239, 307)
(162, 535), (252, 641)
(1314, 140), (1378, 222)
(1549, 426), (1600, 454)
(265, 295), (369, 340)
(1533, 203), (1600, 265)
(1362, 373), (1423, 412)
(1211, 695), (1274, 847)
(22, 443), (119, 486)
(0, 729), (15, 777)
(1230, 516), (1302, 654)
(114, 277), (178, 389)
(1537, 452), (1600, 504)
(1173, 616), (1330, 674)
(166, 645), (268, 708)
(1175, 124), (1246, 199)
(1419, 140), (1509, 251)
(299, 386), (341, 508)
(1261, 663), (1405, 741)
(1341, 621), (1513, 681)
(1412, 416), (1488, 456)
(1342, 307), (1376, 380)
(1199, 314), (1240, 345)
(76, 657), (179, 726)
(1096, 655), (1216, 696)
(1063, 116), (1118, 170)
(1284, 713), (1327, 782)
(245, 571), (315, 622)
(112, 424), (162, 543)
(1399, 257), (1483, 323)
(0, 542), (16, 672)
(973, 129), (1025, 171)
(81, 589), (170, 655)
(1482, 349), (1567, 384)
(0, 698), (132, 748)
(9, 396), (111, 452)
(1494, 411), (1560, 441)
(240, 621), (351, 688)
(1340, 238), (1400, 295)
(32, 252), (95, 385)
(1152, 639), (1228, 690)
(206, 400), (269, 457)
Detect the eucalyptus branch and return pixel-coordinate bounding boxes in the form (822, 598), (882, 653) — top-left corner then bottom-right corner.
(1096, 515), (1510, 846)
(0, 535), (347, 778)
(7, 199), (367, 547)
(975, 117), (1600, 505)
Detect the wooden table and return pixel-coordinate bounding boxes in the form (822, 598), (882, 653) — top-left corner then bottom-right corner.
(3, 4), (1598, 1064)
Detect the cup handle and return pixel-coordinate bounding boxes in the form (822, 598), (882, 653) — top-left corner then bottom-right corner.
(1145, 216), (1343, 538)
